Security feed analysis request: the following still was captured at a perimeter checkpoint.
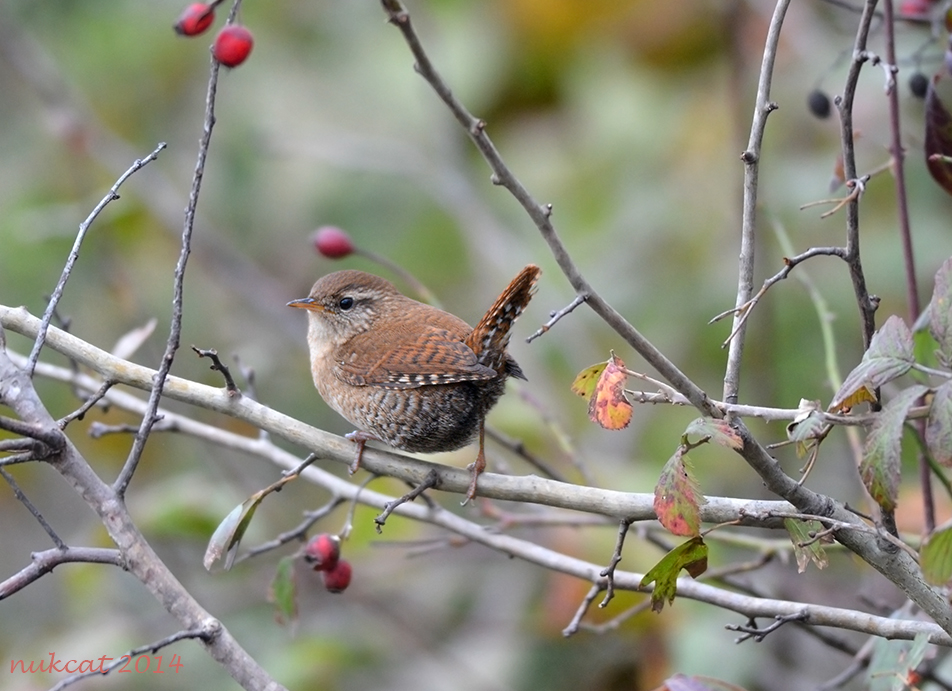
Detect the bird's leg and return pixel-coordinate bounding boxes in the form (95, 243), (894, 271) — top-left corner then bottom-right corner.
(463, 423), (487, 506)
(344, 430), (379, 474)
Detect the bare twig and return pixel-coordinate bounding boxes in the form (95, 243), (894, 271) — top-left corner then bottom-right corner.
(49, 625), (218, 691)
(526, 293), (588, 343)
(724, 0), (792, 403)
(1, 467), (67, 550)
(26, 143), (166, 377)
(114, 46), (224, 498)
(192, 346), (241, 396)
(0, 546), (122, 600)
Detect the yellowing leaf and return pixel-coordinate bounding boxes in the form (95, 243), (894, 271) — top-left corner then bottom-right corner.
(783, 518), (829, 573)
(654, 449), (707, 537)
(640, 536), (708, 612)
(830, 315), (914, 412)
(588, 352), (632, 430)
(571, 362), (607, 400)
(684, 417), (742, 450)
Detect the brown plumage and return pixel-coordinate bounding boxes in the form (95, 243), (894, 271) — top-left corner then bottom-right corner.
(288, 265), (540, 502)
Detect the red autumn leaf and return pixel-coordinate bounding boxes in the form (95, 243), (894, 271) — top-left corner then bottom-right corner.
(588, 352), (632, 430)
(654, 448), (707, 537)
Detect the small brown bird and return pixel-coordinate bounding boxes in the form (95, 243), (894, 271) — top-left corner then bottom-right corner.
(288, 265), (540, 502)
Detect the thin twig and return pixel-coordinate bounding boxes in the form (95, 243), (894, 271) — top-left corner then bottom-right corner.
(1, 467), (67, 549)
(723, 0), (791, 405)
(192, 346), (241, 396)
(526, 293), (587, 343)
(26, 143), (166, 376)
(113, 49), (225, 497)
(49, 625), (218, 691)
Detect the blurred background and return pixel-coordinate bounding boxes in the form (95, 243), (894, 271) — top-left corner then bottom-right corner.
(2, 1), (952, 689)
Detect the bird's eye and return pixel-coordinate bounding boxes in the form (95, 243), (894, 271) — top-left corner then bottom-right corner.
(338, 296), (355, 311)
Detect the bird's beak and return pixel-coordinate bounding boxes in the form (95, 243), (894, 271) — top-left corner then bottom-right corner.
(287, 297), (324, 312)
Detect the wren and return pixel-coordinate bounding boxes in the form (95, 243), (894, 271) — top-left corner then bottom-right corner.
(288, 265), (540, 502)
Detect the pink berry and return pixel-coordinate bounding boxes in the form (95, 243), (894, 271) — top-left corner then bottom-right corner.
(304, 533), (340, 571)
(174, 3), (215, 37)
(321, 559), (352, 593)
(313, 226), (355, 259)
(213, 25), (254, 68)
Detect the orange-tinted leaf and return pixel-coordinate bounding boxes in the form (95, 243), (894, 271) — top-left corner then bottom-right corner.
(921, 520), (952, 585)
(783, 518), (829, 573)
(925, 74), (952, 196)
(829, 315), (914, 412)
(929, 257), (952, 365)
(860, 385), (927, 513)
(571, 362), (607, 400)
(927, 381), (952, 466)
(269, 555), (298, 627)
(684, 417), (742, 450)
(588, 353), (632, 430)
(204, 491), (264, 571)
(654, 449), (707, 537)
(640, 537), (708, 613)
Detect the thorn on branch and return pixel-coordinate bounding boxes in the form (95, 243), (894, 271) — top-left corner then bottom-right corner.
(191, 346), (240, 396)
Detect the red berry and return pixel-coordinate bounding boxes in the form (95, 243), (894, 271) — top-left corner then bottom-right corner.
(899, 0), (934, 18)
(313, 226), (355, 259)
(304, 533), (340, 571)
(213, 25), (254, 68)
(174, 3), (215, 37)
(321, 559), (352, 593)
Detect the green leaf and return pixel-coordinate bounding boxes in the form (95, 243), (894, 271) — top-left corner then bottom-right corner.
(269, 556), (299, 627)
(860, 385), (927, 513)
(927, 381), (952, 466)
(783, 518), (829, 573)
(571, 362), (607, 400)
(204, 492), (265, 571)
(830, 316), (914, 412)
(640, 537), (708, 613)
(684, 418), (742, 450)
(929, 257), (952, 365)
(867, 632), (929, 691)
(921, 519), (952, 585)
(654, 449), (707, 537)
